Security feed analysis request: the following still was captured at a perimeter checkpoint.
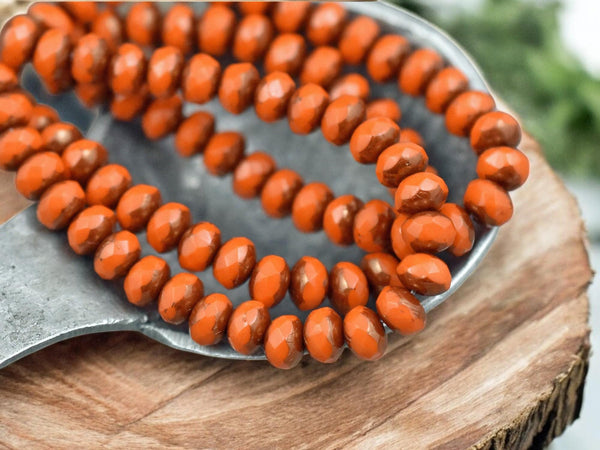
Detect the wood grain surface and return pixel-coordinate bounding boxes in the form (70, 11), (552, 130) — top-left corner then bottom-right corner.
(0, 3), (592, 449)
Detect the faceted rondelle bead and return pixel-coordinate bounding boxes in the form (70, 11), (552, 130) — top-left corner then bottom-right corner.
(238, 2), (272, 16)
(0, 92), (34, 133)
(291, 182), (334, 233)
(470, 111), (522, 153)
(338, 15), (380, 65)
(91, 10), (124, 54)
(146, 202), (192, 253)
(360, 252), (403, 292)
(86, 164), (132, 208)
(203, 131), (245, 176)
(61, 140), (108, 185)
(218, 63), (260, 114)
(425, 67), (469, 114)
(343, 306), (387, 361)
(232, 14), (274, 63)
(376, 142), (429, 188)
(116, 184), (162, 232)
(396, 253), (452, 296)
(227, 300), (271, 355)
(394, 172), (449, 213)
(232, 152), (277, 199)
(181, 54), (221, 104)
(74, 82), (107, 108)
(463, 179), (514, 226)
(63, 2), (99, 24)
(352, 199), (396, 252)
(178, 222), (221, 272)
(254, 71), (296, 123)
(124, 255), (170, 307)
(36, 180), (85, 230)
(71, 33), (110, 85)
(366, 98), (402, 123)
(28, 105), (59, 132)
(263, 33), (306, 76)
(189, 293), (233, 346)
(0, 127), (43, 170)
(287, 83), (330, 134)
(158, 273), (204, 325)
(32, 29), (72, 94)
(28, 3), (78, 41)
(197, 4), (237, 57)
(110, 85), (149, 121)
(0, 15), (40, 70)
(306, 2), (347, 46)
(390, 213), (415, 260)
(290, 256), (329, 311)
(41, 122), (83, 155)
(67, 205), (116, 255)
(141, 95), (183, 140)
(400, 127), (425, 145)
(15, 151), (69, 200)
(213, 237), (256, 289)
(349, 117), (400, 164)
(376, 286), (426, 335)
(93, 230), (141, 281)
(261, 169), (304, 218)
(304, 307), (344, 364)
(439, 203), (475, 257)
(476, 146), (530, 191)
(300, 46), (343, 88)
(399, 48), (444, 97)
(323, 194), (364, 246)
(321, 95), (366, 146)
(272, 1), (311, 33)
(329, 73), (370, 102)
(445, 91), (496, 137)
(366, 34), (411, 83)
(147, 46), (184, 98)
(264, 315), (304, 369)
(162, 4), (195, 55)
(401, 211), (457, 253)
(175, 111), (215, 157)
(109, 43), (147, 95)
(125, 2), (160, 47)
(249, 255), (290, 308)
(329, 262), (369, 315)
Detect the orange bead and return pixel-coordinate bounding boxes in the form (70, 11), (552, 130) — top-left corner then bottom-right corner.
(178, 222), (221, 272)
(28, 104), (59, 132)
(264, 315), (304, 369)
(74, 82), (108, 108)
(291, 182), (334, 233)
(476, 146), (529, 191)
(349, 117), (400, 164)
(290, 256), (329, 311)
(360, 252), (403, 292)
(329, 262), (369, 315)
(109, 43), (147, 96)
(116, 184), (162, 232)
(261, 169), (304, 218)
(300, 46), (342, 88)
(272, 2), (311, 33)
(402, 211), (456, 253)
(399, 128), (425, 147)
(181, 53), (221, 104)
(158, 273), (204, 325)
(67, 205), (116, 255)
(329, 73), (370, 102)
(425, 67), (469, 114)
(0, 15), (40, 70)
(61, 139), (108, 185)
(218, 63), (260, 114)
(227, 300), (270, 355)
(376, 142), (429, 188)
(367, 34), (411, 82)
(254, 71), (296, 123)
(439, 203), (475, 257)
(339, 15), (380, 65)
(0, 92), (34, 133)
(397, 253), (451, 295)
(110, 85), (149, 121)
(63, 2), (99, 25)
(306, 2), (346, 46)
(86, 164), (132, 208)
(197, 5), (237, 57)
(249, 255), (290, 308)
(162, 4), (195, 55)
(352, 199), (395, 253)
(94, 230), (141, 280)
(232, 14), (273, 63)
(0, 127), (42, 171)
(146, 202), (191, 253)
(213, 237), (256, 289)
(287, 83), (329, 135)
(91, 10), (124, 54)
(304, 307), (343, 363)
(323, 194), (364, 246)
(264, 33), (306, 76)
(343, 306), (387, 361)
(15, 151), (68, 200)
(71, 33), (109, 85)
(0, 63), (17, 93)
(376, 286), (426, 335)
(36, 180), (85, 230)
(124, 255), (170, 307)
(147, 46), (184, 98)
(142, 95), (183, 140)
(125, 2), (160, 47)
(32, 29), (72, 94)
(464, 179), (514, 226)
(445, 91), (496, 137)
(238, 2), (272, 15)
(203, 131), (245, 176)
(321, 95), (366, 146)
(41, 122), (83, 155)
(175, 111), (215, 158)
(399, 48), (443, 96)
(189, 293), (233, 346)
(366, 98), (402, 123)
(470, 112), (522, 154)
(395, 172), (448, 213)
(28, 3), (77, 42)
(390, 213), (415, 260)
(232, 151), (277, 199)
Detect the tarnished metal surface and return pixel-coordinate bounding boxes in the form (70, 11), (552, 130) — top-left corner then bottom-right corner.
(0, 1), (497, 368)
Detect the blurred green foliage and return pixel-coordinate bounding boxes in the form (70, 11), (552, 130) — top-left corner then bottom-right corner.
(395, 0), (600, 178)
